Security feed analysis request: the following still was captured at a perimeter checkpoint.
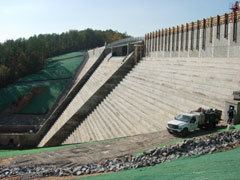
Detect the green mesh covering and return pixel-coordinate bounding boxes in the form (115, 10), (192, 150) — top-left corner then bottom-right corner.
(18, 52), (85, 82)
(0, 51), (85, 114)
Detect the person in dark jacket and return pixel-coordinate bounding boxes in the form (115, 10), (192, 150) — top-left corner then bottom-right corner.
(227, 106), (235, 124)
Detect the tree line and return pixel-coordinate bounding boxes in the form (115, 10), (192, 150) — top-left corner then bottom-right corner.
(0, 29), (129, 88)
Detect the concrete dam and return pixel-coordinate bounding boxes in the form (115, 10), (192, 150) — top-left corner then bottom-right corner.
(1, 10), (240, 148)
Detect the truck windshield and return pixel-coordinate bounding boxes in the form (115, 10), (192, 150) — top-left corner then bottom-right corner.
(175, 114), (191, 122)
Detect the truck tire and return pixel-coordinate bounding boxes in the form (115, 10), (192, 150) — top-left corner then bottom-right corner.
(198, 124), (204, 130)
(167, 129), (173, 134)
(182, 128), (189, 136)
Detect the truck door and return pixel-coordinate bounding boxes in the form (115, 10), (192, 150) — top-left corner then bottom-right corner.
(189, 116), (198, 131)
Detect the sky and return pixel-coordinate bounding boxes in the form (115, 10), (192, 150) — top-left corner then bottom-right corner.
(0, 0), (235, 42)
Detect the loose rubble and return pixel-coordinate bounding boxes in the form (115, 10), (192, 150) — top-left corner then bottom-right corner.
(1, 130), (240, 178)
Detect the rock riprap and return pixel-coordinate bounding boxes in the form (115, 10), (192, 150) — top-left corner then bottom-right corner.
(1, 130), (240, 178)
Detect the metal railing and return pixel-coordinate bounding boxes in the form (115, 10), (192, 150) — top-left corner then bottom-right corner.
(106, 37), (144, 48)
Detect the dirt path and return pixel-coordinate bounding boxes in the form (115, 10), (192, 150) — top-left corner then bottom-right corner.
(0, 130), (176, 168)
(0, 125), (229, 179)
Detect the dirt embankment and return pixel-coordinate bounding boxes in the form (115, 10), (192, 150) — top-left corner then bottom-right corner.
(0, 126), (229, 179)
(0, 130), (175, 168)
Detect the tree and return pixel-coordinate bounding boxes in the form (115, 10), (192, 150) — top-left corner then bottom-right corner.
(0, 29), (129, 88)
(0, 64), (11, 86)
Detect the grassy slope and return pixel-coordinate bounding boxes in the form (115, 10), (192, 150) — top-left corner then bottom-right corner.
(0, 144), (77, 158)
(83, 146), (240, 180)
(0, 52), (85, 114)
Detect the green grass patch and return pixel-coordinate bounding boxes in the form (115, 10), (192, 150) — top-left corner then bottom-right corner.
(0, 144), (78, 158)
(0, 136), (127, 158)
(0, 51), (85, 114)
(234, 124), (240, 129)
(215, 124), (240, 134)
(82, 147), (240, 180)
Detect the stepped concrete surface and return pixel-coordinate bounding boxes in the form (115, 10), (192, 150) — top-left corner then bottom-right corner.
(44, 47), (106, 122)
(64, 54), (240, 144)
(39, 52), (134, 147)
(71, 47), (105, 90)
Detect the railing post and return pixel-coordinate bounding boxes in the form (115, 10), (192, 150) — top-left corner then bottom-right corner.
(127, 42), (130, 55)
(134, 42), (144, 64)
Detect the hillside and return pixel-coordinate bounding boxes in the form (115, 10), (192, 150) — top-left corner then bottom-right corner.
(0, 52), (85, 115)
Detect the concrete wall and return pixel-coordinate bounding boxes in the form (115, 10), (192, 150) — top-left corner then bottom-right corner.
(63, 55), (240, 145)
(145, 12), (240, 58)
(38, 52), (135, 147)
(63, 11), (240, 145)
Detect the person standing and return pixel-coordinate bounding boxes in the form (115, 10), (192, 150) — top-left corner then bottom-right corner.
(227, 106), (235, 124)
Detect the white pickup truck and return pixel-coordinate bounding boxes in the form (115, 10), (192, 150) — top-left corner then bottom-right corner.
(167, 108), (222, 136)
